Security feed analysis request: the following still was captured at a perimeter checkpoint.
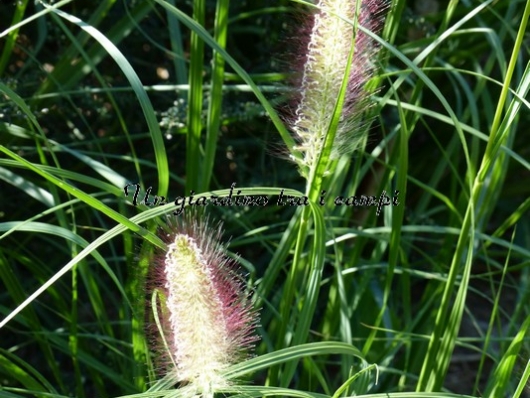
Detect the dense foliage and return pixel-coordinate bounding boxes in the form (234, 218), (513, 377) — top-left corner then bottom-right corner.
(1, 1), (529, 397)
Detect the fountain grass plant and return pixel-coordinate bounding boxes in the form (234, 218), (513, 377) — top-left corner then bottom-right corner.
(147, 214), (259, 397)
(0, 0), (530, 397)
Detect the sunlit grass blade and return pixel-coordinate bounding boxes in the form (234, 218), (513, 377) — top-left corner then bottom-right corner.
(0, 167), (54, 206)
(0, 186), (294, 331)
(0, 145), (153, 242)
(512, 357), (530, 398)
(32, 1), (153, 100)
(185, 0), (205, 193)
(0, 0), (72, 39)
(0, 351), (50, 394)
(0, 0), (29, 75)
(485, 314), (530, 397)
(165, 0), (187, 85)
(151, 0), (297, 159)
(279, 204), (327, 387)
(362, 74), (409, 356)
(223, 341), (367, 381)
(0, 251), (64, 393)
(201, 0), (229, 193)
(38, 2), (169, 198)
(43, 8), (144, 185)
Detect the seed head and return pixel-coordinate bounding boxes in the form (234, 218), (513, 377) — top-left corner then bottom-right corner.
(150, 215), (259, 396)
(290, 0), (388, 177)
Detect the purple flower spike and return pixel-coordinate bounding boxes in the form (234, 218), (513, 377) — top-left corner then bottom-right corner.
(290, 0), (388, 177)
(150, 215), (259, 396)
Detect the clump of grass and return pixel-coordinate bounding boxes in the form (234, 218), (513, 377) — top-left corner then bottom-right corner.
(0, 0), (529, 397)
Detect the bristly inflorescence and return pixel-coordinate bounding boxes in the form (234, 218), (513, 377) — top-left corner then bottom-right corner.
(149, 215), (259, 397)
(290, 0), (388, 177)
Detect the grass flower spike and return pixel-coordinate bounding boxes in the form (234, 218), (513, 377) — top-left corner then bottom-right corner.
(152, 215), (259, 396)
(291, 0), (387, 178)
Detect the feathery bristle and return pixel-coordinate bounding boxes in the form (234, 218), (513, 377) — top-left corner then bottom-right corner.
(149, 215), (259, 396)
(290, 0), (388, 176)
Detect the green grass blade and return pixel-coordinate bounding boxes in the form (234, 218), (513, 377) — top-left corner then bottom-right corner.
(41, 3), (169, 198)
(185, 0), (205, 193)
(32, 1), (153, 99)
(152, 0), (297, 158)
(0, 145), (154, 243)
(224, 341), (366, 381)
(484, 314), (530, 397)
(0, 0), (30, 75)
(201, 0), (230, 192)
(512, 357), (530, 398)
(165, 0), (187, 85)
